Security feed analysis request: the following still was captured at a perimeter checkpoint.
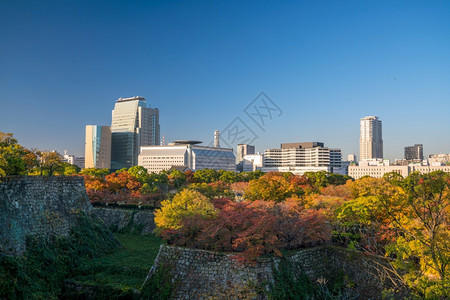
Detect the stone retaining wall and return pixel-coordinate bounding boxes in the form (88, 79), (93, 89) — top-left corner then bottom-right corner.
(0, 176), (93, 255)
(146, 245), (406, 299)
(93, 208), (155, 235)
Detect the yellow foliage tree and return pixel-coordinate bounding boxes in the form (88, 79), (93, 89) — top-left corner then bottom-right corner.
(154, 189), (217, 231)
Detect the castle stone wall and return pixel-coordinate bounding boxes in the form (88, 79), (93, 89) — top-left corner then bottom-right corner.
(0, 176), (93, 255)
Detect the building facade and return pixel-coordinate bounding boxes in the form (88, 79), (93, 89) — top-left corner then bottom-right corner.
(63, 151), (85, 169)
(110, 96), (160, 169)
(429, 153), (450, 166)
(262, 142), (344, 175)
(360, 116), (383, 160)
(242, 154), (264, 172)
(138, 143), (235, 173)
(349, 165), (450, 179)
(404, 144), (423, 160)
(85, 125), (111, 169)
(236, 144), (256, 163)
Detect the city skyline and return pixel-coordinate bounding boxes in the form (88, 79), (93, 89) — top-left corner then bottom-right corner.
(1, 1), (450, 160)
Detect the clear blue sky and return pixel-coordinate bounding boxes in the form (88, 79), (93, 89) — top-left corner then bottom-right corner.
(1, 0), (449, 161)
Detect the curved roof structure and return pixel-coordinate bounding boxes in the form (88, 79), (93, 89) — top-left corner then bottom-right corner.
(173, 140), (202, 145)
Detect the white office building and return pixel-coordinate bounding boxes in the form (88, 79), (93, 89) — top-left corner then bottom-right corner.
(360, 116), (383, 160)
(262, 142), (345, 175)
(349, 165), (450, 179)
(138, 141), (235, 173)
(242, 154), (264, 172)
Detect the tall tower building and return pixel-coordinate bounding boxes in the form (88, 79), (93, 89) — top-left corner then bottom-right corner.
(85, 125), (111, 169)
(110, 96), (160, 169)
(359, 116), (383, 160)
(214, 130), (220, 148)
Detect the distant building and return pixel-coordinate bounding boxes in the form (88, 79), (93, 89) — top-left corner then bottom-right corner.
(359, 159), (390, 167)
(428, 153), (450, 166)
(138, 140), (235, 173)
(236, 144), (255, 163)
(214, 130), (220, 148)
(63, 151), (85, 169)
(262, 142), (344, 175)
(111, 96), (160, 169)
(404, 144), (423, 160)
(242, 154), (264, 172)
(360, 116), (383, 160)
(347, 154), (357, 163)
(85, 125), (111, 169)
(349, 165), (450, 180)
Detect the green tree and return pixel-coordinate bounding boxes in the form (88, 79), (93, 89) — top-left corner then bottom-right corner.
(168, 170), (186, 189)
(128, 166), (149, 183)
(193, 169), (220, 183)
(37, 151), (65, 176)
(80, 168), (110, 178)
(0, 132), (36, 176)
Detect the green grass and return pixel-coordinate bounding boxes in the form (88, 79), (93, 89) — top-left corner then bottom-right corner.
(71, 233), (163, 291)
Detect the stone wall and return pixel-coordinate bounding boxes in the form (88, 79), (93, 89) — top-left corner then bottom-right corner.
(146, 245), (405, 299)
(93, 208), (155, 235)
(0, 176), (93, 255)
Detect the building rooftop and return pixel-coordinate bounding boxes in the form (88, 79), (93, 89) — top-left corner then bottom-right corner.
(117, 96), (146, 102)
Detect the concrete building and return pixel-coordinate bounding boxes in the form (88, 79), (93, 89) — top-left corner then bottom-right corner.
(428, 153), (450, 166)
(110, 96), (160, 169)
(63, 151), (85, 169)
(347, 154), (357, 163)
(242, 154), (264, 172)
(236, 144), (256, 163)
(349, 165), (450, 179)
(404, 144), (423, 160)
(360, 116), (383, 160)
(262, 142), (344, 175)
(138, 141), (235, 173)
(84, 125), (111, 169)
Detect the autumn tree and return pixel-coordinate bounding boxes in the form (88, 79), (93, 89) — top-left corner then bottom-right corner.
(245, 172), (304, 202)
(381, 171), (450, 297)
(154, 189), (217, 230)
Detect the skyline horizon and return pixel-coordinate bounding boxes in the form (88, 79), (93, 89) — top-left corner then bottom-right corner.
(5, 95), (448, 163)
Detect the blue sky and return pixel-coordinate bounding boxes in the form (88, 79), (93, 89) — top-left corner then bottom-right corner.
(1, 0), (449, 161)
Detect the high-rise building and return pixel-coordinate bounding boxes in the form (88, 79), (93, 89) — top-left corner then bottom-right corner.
(110, 96), (160, 169)
(236, 144), (255, 163)
(85, 125), (111, 169)
(359, 116), (383, 160)
(404, 144), (423, 160)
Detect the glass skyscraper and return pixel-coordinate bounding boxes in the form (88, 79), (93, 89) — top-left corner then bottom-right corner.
(110, 96), (160, 169)
(85, 125), (111, 169)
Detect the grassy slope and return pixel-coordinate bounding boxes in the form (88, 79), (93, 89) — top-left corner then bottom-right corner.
(72, 233), (163, 291)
